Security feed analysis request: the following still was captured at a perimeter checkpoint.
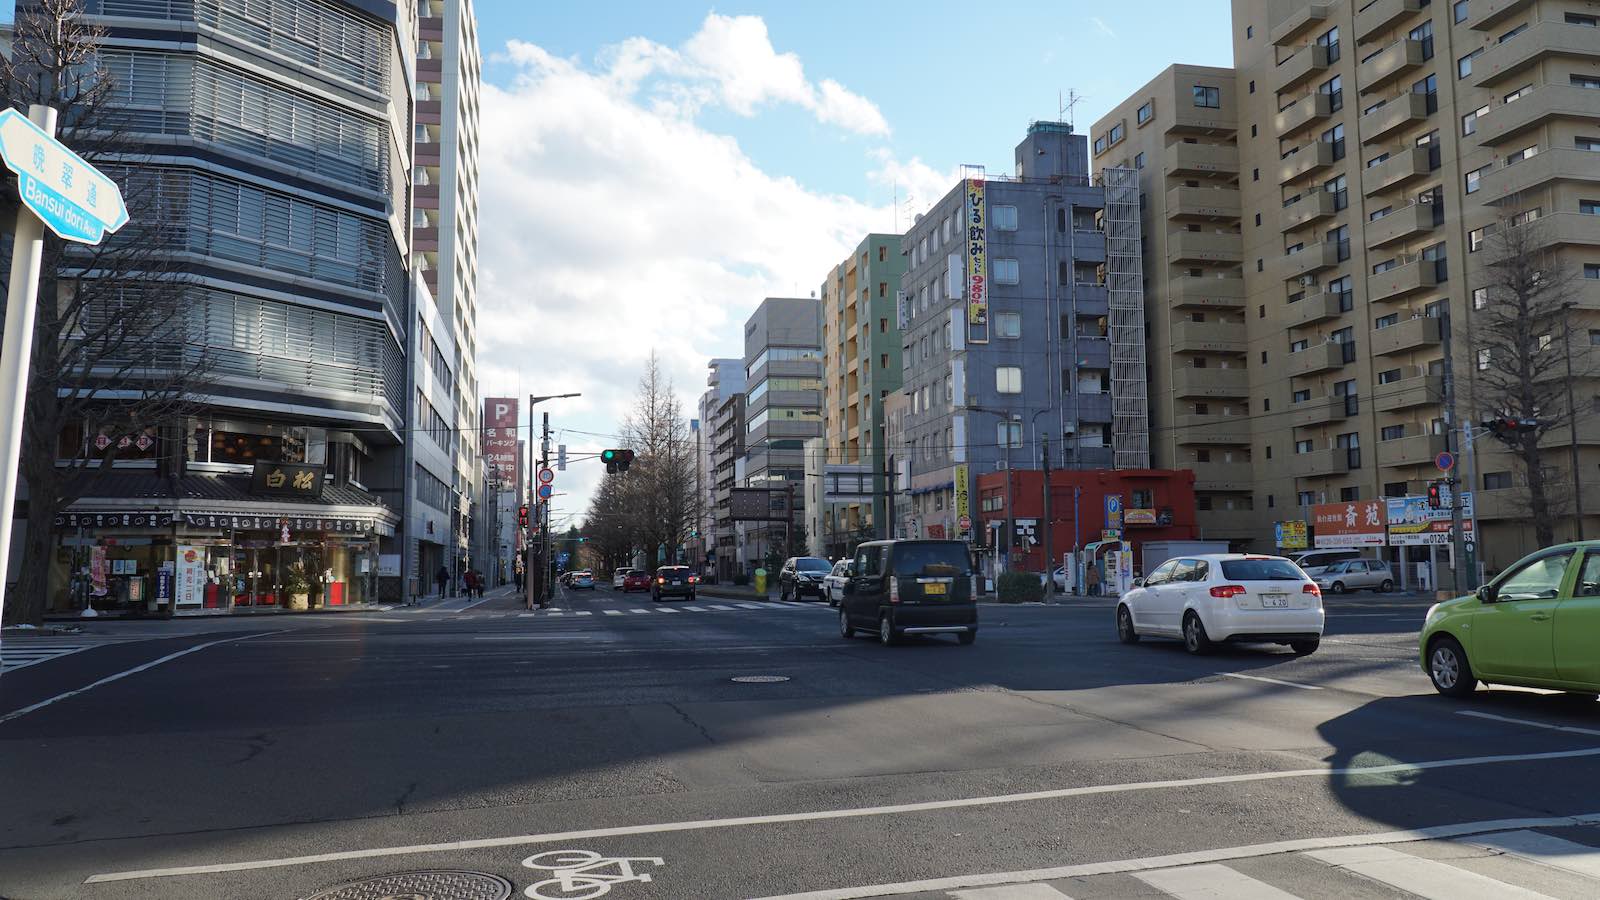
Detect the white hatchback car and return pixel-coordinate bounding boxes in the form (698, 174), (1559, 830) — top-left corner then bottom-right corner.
(1116, 553), (1324, 655)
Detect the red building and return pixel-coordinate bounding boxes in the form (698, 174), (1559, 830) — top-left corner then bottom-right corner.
(974, 469), (1198, 572)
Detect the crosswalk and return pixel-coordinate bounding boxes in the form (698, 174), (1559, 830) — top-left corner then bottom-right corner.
(0, 636), (134, 673)
(457, 599), (832, 621)
(936, 828), (1600, 900)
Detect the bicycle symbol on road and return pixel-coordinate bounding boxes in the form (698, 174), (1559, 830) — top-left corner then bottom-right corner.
(522, 849), (664, 899)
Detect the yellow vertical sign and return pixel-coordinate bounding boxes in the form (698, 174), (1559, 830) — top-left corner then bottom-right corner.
(954, 463), (971, 537)
(964, 178), (988, 342)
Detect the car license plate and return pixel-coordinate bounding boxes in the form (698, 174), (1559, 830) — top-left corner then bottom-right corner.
(924, 583), (947, 596)
(1262, 594), (1289, 608)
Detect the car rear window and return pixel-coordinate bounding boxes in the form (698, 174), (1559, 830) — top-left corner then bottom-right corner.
(1220, 559), (1305, 581)
(796, 558), (831, 572)
(892, 543), (971, 576)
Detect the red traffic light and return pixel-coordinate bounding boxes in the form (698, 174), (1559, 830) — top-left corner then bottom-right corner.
(517, 505), (529, 527)
(1427, 482), (1442, 509)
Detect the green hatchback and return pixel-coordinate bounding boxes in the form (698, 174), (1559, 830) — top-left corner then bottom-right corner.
(1420, 542), (1600, 697)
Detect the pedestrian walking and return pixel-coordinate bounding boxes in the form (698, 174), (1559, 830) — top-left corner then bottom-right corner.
(435, 565), (449, 598)
(471, 569), (485, 598)
(1086, 561), (1101, 597)
(513, 558), (524, 592)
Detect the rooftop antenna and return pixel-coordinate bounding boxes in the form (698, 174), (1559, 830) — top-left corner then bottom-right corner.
(1060, 89), (1084, 130)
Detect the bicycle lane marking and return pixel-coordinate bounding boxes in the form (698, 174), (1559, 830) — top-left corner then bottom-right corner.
(522, 849), (664, 900)
(84, 744), (1600, 883)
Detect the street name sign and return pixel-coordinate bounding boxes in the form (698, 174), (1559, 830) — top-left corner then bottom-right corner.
(0, 108), (127, 244)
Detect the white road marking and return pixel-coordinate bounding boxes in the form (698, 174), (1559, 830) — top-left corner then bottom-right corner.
(574, 611), (592, 617)
(683, 606), (706, 612)
(455, 595), (496, 613)
(81, 760), (1600, 884)
(519, 613), (536, 618)
(0, 631), (283, 725)
(1303, 845), (1557, 900)
(1458, 710), (1600, 738)
(629, 609), (651, 615)
(1215, 672), (1323, 691)
(1133, 863), (1299, 899)
(950, 884), (1074, 899)
(656, 608), (682, 614)
(737, 603), (766, 609)
(603, 610), (623, 616)
(1461, 829), (1600, 879)
(708, 605), (734, 610)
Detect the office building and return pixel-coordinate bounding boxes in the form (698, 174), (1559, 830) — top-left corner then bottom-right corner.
(709, 392), (746, 582)
(696, 359), (744, 576)
(739, 298), (823, 571)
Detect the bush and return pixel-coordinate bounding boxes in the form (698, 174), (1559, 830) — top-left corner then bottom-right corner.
(997, 571), (1045, 604)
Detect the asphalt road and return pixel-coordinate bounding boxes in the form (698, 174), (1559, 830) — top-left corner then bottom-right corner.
(2, 584), (1598, 900)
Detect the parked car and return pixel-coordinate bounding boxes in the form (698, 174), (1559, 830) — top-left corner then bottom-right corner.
(1312, 558), (1394, 593)
(570, 570), (595, 590)
(622, 570), (652, 592)
(1116, 554), (1323, 656)
(612, 567), (635, 589)
(651, 565), (696, 602)
(779, 556), (833, 601)
(1288, 549), (1364, 573)
(1421, 542), (1600, 698)
(839, 540), (977, 645)
(823, 559), (852, 607)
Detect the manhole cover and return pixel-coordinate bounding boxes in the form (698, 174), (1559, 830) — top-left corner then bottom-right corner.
(730, 675), (790, 683)
(305, 870), (513, 900)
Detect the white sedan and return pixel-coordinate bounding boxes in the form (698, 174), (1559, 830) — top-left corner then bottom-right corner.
(1115, 553), (1324, 655)
(822, 559), (851, 607)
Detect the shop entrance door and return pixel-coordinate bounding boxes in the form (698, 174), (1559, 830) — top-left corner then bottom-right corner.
(232, 542), (280, 607)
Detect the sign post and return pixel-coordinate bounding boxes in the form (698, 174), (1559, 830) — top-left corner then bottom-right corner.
(0, 105), (129, 630)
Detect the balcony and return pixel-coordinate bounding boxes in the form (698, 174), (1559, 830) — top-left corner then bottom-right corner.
(1278, 141), (1336, 184)
(1476, 85), (1600, 147)
(1291, 447), (1354, 478)
(1280, 241), (1341, 281)
(1469, 21), (1600, 88)
(1171, 275), (1246, 309)
(1166, 186), (1242, 219)
(1360, 93), (1430, 144)
(1286, 290), (1347, 328)
(1377, 433), (1448, 468)
(1368, 258), (1437, 302)
(1364, 203), (1437, 249)
(1275, 44), (1332, 93)
(1282, 191), (1338, 230)
(1275, 92), (1335, 138)
(1482, 148), (1600, 200)
(1271, 3), (1332, 46)
(1196, 508), (1263, 537)
(1172, 319), (1247, 354)
(1361, 145), (1431, 196)
(1372, 315), (1442, 356)
(1174, 415), (1253, 446)
(1191, 462), (1256, 492)
(1165, 142), (1240, 177)
(1074, 391), (1114, 423)
(1172, 367), (1250, 399)
(1466, 0), (1533, 31)
(1074, 283), (1110, 316)
(1287, 341), (1348, 376)
(1288, 393), (1356, 428)
(1076, 337), (1112, 369)
(1358, 40), (1426, 92)
(1167, 230), (1244, 264)
(1375, 374), (1442, 412)
(1532, 213), (1600, 251)
(1356, 0), (1424, 44)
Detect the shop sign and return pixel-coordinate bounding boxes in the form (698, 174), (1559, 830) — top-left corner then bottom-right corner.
(1386, 496), (1476, 546)
(90, 546), (108, 596)
(1311, 500), (1385, 548)
(249, 461), (325, 499)
(927, 523), (946, 539)
(483, 397), (520, 483)
(964, 177), (989, 344)
(954, 464), (971, 538)
(1014, 518), (1039, 547)
(178, 513), (372, 533)
(1275, 520), (1308, 550)
(1125, 509), (1158, 525)
(175, 546), (204, 607)
(54, 511), (173, 529)
(1104, 494), (1123, 530)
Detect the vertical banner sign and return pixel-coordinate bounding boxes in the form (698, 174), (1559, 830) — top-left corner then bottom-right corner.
(483, 397), (520, 483)
(954, 464), (971, 538)
(1104, 494), (1123, 535)
(964, 178), (989, 344)
(175, 546), (204, 607)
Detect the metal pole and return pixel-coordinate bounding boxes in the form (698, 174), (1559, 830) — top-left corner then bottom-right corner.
(1564, 304), (1585, 540)
(884, 453), (896, 539)
(1041, 435), (1052, 588)
(1440, 305), (1468, 593)
(526, 394), (536, 608)
(1003, 464), (1014, 574)
(541, 411), (551, 606)
(0, 104), (58, 631)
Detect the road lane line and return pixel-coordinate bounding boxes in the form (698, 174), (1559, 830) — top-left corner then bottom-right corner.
(951, 885), (1075, 899)
(0, 631), (284, 725)
(1461, 829), (1600, 879)
(1133, 863), (1299, 899)
(629, 609), (651, 615)
(1303, 845), (1556, 899)
(81, 758), (1600, 884)
(656, 607), (682, 613)
(683, 606), (705, 611)
(603, 610), (623, 616)
(454, 595), (496, 613)
(574, 611), (592, 617)
(1215, 672), (1323, 691)
(737, 602), (766, 609)
(1457, 710), (1600, 738)
(708, 605), (734, 610)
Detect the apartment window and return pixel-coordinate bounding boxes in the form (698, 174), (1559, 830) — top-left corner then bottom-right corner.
(1478, 348), (1491, 370)
(1293, 388), (1311, 403)
(1340, 487), (1360, 502)
(1510, 207), (1541, 227)
(1259, 304), (1267, 318)
(1328, 224), (1350, 262)
(1317, 26), (1341, 64)
(1588, 264), (1600, 280)
(1262, 351), (1270, 364)
(1266, 446), (1273, 459)
(1583, 138), (1600, 152)
(1569, 13), (1600, 26)
(1453, 0), (1469, 23)
(996, 366), (1022, 394)
(1465, 164), (1489, 194)
(1409, 21), (1434, 61)
(1458, 48), (1481, 79)
(1247, 25), (1254, 38)
(1499, 23), (1528, 43)
(1196, 449), (1211, 464)
(1507, 144), (1538, 165)
(1252, 124), (1258, 137)
(1370, 206), (1392, 221)
(1330, 275), (1354, 310)
(992, 205), (1018, 232)
(1253, 167), (1260, 181)
(1575, 75), (1600, 90)
(1412, 73), (1438, 114)
(1193, 85), (1221, 108)
(992, 258), (1020, 284)
(1378, 368), (1402, 384)
(1376, 313), (1400, 329)
(1505, 84), (1533, 103)
(1295, 441), (1313, 454)
(1137, 101), (1153, 124)
(1296, 490), (1314, 507)
(1319, 75), (1343, 112)
(994, 312), (1022, 338)
(1321, 123), (1346, 161)
(1094, 136), (1106, 154)
(1249, 80), (1256, 94)
(1109, 123), (1125, 144)
(1324, 173), (1348, 211)
(1134, 152), (1145, 169)
(1473, 287), (1489, 309)
(1462, 104), (1489, 135)
(1581, 200), (1600, 216)
(1290, 339), (1309, 353)
(997, 419), (1023, 449)
(1484, 471), (1513, 490)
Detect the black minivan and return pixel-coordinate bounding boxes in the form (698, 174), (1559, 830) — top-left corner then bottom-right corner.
(839, 540), (977, 646)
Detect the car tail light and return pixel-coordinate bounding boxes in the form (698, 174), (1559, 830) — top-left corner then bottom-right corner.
(889, 578), (900, 603)
(657, 577), (665, 584)
(1303, 583), (1321, 598)
(1209, 585), (1247, 598)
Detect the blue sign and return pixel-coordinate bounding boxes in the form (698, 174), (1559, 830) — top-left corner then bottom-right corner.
(537, 483), (553, 499)
(0, 109), (128, 244)
(1435, 451), (1455, 472)
(558, 551), (570, 564)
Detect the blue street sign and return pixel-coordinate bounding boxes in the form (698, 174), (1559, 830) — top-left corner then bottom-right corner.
(1435, 451), (1455, 472)
(0, 108), (128, 244)
(537, 483), (553, 499)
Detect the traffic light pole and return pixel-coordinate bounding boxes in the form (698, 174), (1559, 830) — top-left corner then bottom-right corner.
(1440, 307), (1469, 593)
(542, 411), (552, 606)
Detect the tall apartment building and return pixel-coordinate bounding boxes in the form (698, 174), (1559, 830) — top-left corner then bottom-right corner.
(696, 359), (745, 574)
(818, 235), (907, 555)
(899, 122), (1146, 546)
(33, 0), (414, 612)
(739, 298), (823, 571)
(408, 0), (482, 594)
(709, 392), (746, 582)
(1097, 0), (1600, 571)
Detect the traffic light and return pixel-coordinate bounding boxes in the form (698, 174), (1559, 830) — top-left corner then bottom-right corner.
(1427, 482), (1442, 509)
(518, 505), (529, 527)
(602, 449), (636, 474)
(1483, 417), (1539, 438)
(557, 444), (568, 471)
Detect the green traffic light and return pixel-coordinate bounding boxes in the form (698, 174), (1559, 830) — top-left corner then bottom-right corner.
(601, 449), (616, 461)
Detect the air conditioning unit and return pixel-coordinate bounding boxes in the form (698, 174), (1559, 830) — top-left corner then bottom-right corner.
(1299, 275), (1318, 287)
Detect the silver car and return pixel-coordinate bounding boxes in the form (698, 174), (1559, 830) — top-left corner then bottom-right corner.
(1311, 558), (1394, 594)
(823, 559), (852, 607)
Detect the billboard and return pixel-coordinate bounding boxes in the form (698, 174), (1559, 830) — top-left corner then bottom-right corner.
(483, 397), (519, 484)
(1275, 520), (1308, 550)
(1311, 500), (1386, 548)
(1387, 496), (1476, 546)
(730, 487), (788, 521)
(954, 464), (971, 538)
(964, 177), (989, 343)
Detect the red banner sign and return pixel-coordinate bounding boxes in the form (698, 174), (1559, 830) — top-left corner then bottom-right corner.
(1310, 500), (1386, 548)
(483, 397), (519, 485)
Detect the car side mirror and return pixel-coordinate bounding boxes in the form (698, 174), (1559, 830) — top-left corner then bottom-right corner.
(1476, 583), (1497, 603)
(1132, 577), (1145, 588)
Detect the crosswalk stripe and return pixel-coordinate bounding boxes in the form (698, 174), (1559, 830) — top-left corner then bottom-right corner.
(683, 606), (705, 611)
(603, 610), (623, 616)
(547, 611), (564, 617)
(1134, 863), (1300, 899)
(708, 605), (733, 610)
(1463, 829), (1600, 879)
(574, 611), (592, 617)
(656, 608), (682, 613)
(950, 884), (1075, 899)
(1304, 846), (1558, 900)
(629, 609), (651, 615)
(736, 603), (765, 609)
(518, 613), (535, 617)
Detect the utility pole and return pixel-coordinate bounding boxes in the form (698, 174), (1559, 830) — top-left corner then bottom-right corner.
(1041, 435), (1053, 589)
(785, 481), (796, 558)
(884, 454), (897, 540)
(541, 411), (552, 606)
(1564, 302), (1585, 540)
(1440, 306), (1468, 593)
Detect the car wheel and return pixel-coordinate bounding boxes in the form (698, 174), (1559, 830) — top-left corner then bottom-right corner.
(878, 614), (897, 646)
(958, 631), (976, 645)
(838, 609), (855, 639)
(1183, 611), (1213, 655)
(1290, 639), (1320, 656)
(1428, 635), (1477, 697)
(1116, 605), (1140, 644)
(1378, 579), (1394, 593)
(828, 592), (839, 608)
(1330, 581), (1346, 594)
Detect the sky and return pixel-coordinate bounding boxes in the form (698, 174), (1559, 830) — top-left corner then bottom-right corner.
(470, 1), (1234, 527)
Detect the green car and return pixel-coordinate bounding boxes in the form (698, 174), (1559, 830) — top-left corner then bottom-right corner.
(1420, 542), (1600, 697)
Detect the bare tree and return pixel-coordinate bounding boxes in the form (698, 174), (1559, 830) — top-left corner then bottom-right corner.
(1467, 210), (1585, 547)
(2, 0), (208, 623)
(581, 474), (636, 575)
(616, 352), (697, 567)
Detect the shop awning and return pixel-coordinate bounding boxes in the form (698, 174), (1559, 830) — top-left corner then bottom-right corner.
(54, 472), (399, 536)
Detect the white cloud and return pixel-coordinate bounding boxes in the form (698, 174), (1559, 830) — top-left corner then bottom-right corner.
(815, 79), (890, 136)
(476, 30), (894, 520)
(1090, 16), (1117, 38)
(866, 148), (960, 221)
